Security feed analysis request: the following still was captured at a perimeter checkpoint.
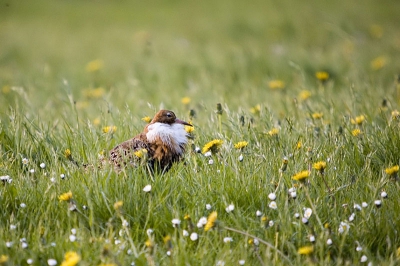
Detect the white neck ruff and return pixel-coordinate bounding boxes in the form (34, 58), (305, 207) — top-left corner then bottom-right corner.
(146, 122), (188, 154)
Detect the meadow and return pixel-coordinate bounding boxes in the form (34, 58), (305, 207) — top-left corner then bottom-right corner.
(1, 0), (400, 265)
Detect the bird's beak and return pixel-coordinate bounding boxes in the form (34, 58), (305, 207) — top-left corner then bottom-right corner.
(175, 119), (192, 126)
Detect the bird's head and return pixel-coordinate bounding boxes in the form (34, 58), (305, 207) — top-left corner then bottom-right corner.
(151, 110), (192, 126)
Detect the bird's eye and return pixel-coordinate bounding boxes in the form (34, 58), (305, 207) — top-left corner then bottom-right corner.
(166, 112), (172, 118)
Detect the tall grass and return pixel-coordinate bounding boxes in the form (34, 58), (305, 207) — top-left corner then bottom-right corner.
(1, 0), (400, 265)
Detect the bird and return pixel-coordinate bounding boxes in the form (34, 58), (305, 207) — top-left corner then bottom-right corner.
(109, 110), (192, 173)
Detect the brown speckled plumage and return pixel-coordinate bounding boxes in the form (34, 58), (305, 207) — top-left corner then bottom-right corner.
(109, 110), (191, 173)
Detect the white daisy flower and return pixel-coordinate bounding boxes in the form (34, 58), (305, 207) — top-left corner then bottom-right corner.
(6, 241), (13, 248)
(290, 191), (297, 199)
(381, 191), (388, 198)
(195, 147), (201, 153)
(27, 259), (34, 265)
(204, 151), (212, 157)
(208, 159), (214, 165)
(197, 217), (207, 228)
(354, 204), (362, 211)
(268, 220), (274, 227)
(225, 204), (235, 213)
(374, 200), (382, 207)
(71, 228), (77, 235)
(309, 235), (315, 242)
(183, 230), (189, 237)
(10, 224), (16, 230)
(302, 217), (309, 224)
(294, 213), (300, 219)
(166, 250), (171, 256)
(143, 185), (152, 192)
(360, 255), (368, 262)
(268, 201), (277, 210)
(190, 232), (198, 241)
(338, 221), (350, 234)
(47, 259), (57, 266)
(22, 158), (29, 165)
(172, 218), (181, 227)
(239, 260), (245, 265)
(304, 208), (312, 219)
(29, 169), (35, 173)
(356, 245), (363, 252)
(20, 203), (27, 208)
(362, 202), (368, 208)
(256, 210), (262, 217)
(223, 237), (233, 243)
(238, 154), (244, 162)
(40, 163), (46, 169)
(69, 235), (76, 242)
(268, 193), (276, 201)
(326, 239), (333, 245)
(206, 204), (212, 210)
(349, 212), (356, 221)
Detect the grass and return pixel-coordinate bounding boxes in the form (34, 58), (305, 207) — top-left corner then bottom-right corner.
(1, 0), (400, 265)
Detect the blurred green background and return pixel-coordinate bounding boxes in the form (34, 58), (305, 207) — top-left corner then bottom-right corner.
(1, 0), (400, 118)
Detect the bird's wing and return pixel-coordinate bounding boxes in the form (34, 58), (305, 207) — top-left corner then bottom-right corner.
(109, 133), (151, 169)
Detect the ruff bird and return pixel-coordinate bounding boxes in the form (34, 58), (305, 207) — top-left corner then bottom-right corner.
(109, 110), (192, 173)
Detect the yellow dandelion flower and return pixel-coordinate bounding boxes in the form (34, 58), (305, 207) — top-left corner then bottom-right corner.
(181, 97), (191, 105)
(261, 216), (268, 222)
(202, 139), (223, 154)
(248, 239), (254, 245)
(0, 255), (9, 263)
(292, 170), (310, 182)
(59, 191), (73, 202)
(86, 59), (104, 72)
(351, 128), (362, 137)
(83, 87), (105, 99)
(204, 211), (218, 231)
(268, 80), (285, 90)
(93, 118), (101, 126)
(64, 149), (72, 159)
(385, 165), (399, 176)
(324, 223), (330, 229)
(312, 112), (323, 119)
(141, 116), (152, 123)
(134, 149), (148, 158)
(113, 200), (123, 210)
(185, 125), (194, 133)
(103, 126), (117, 133)
(299, 90), (311, 101)
(391, 110), (399, 120)
(296, 141), (302, 149)
(60, 251), (81, 266)
(250, 104), (261, 115)
(145, 239), (153, 248)
(234, 141), (248, 150)
(351, 115), (366, 125)
(268, 128), (279, 136)
(2, 85), (11, 94)
(313, 161), (326, 171)
(315, 71), (329, 81)
(371, 56), (387, 70)
(297, 245), (314, 255)
(184, 214), (191, 220)
(163, 235), (171, 244)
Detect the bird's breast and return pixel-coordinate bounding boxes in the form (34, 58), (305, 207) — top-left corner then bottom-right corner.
(146, 122), (188, 155)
